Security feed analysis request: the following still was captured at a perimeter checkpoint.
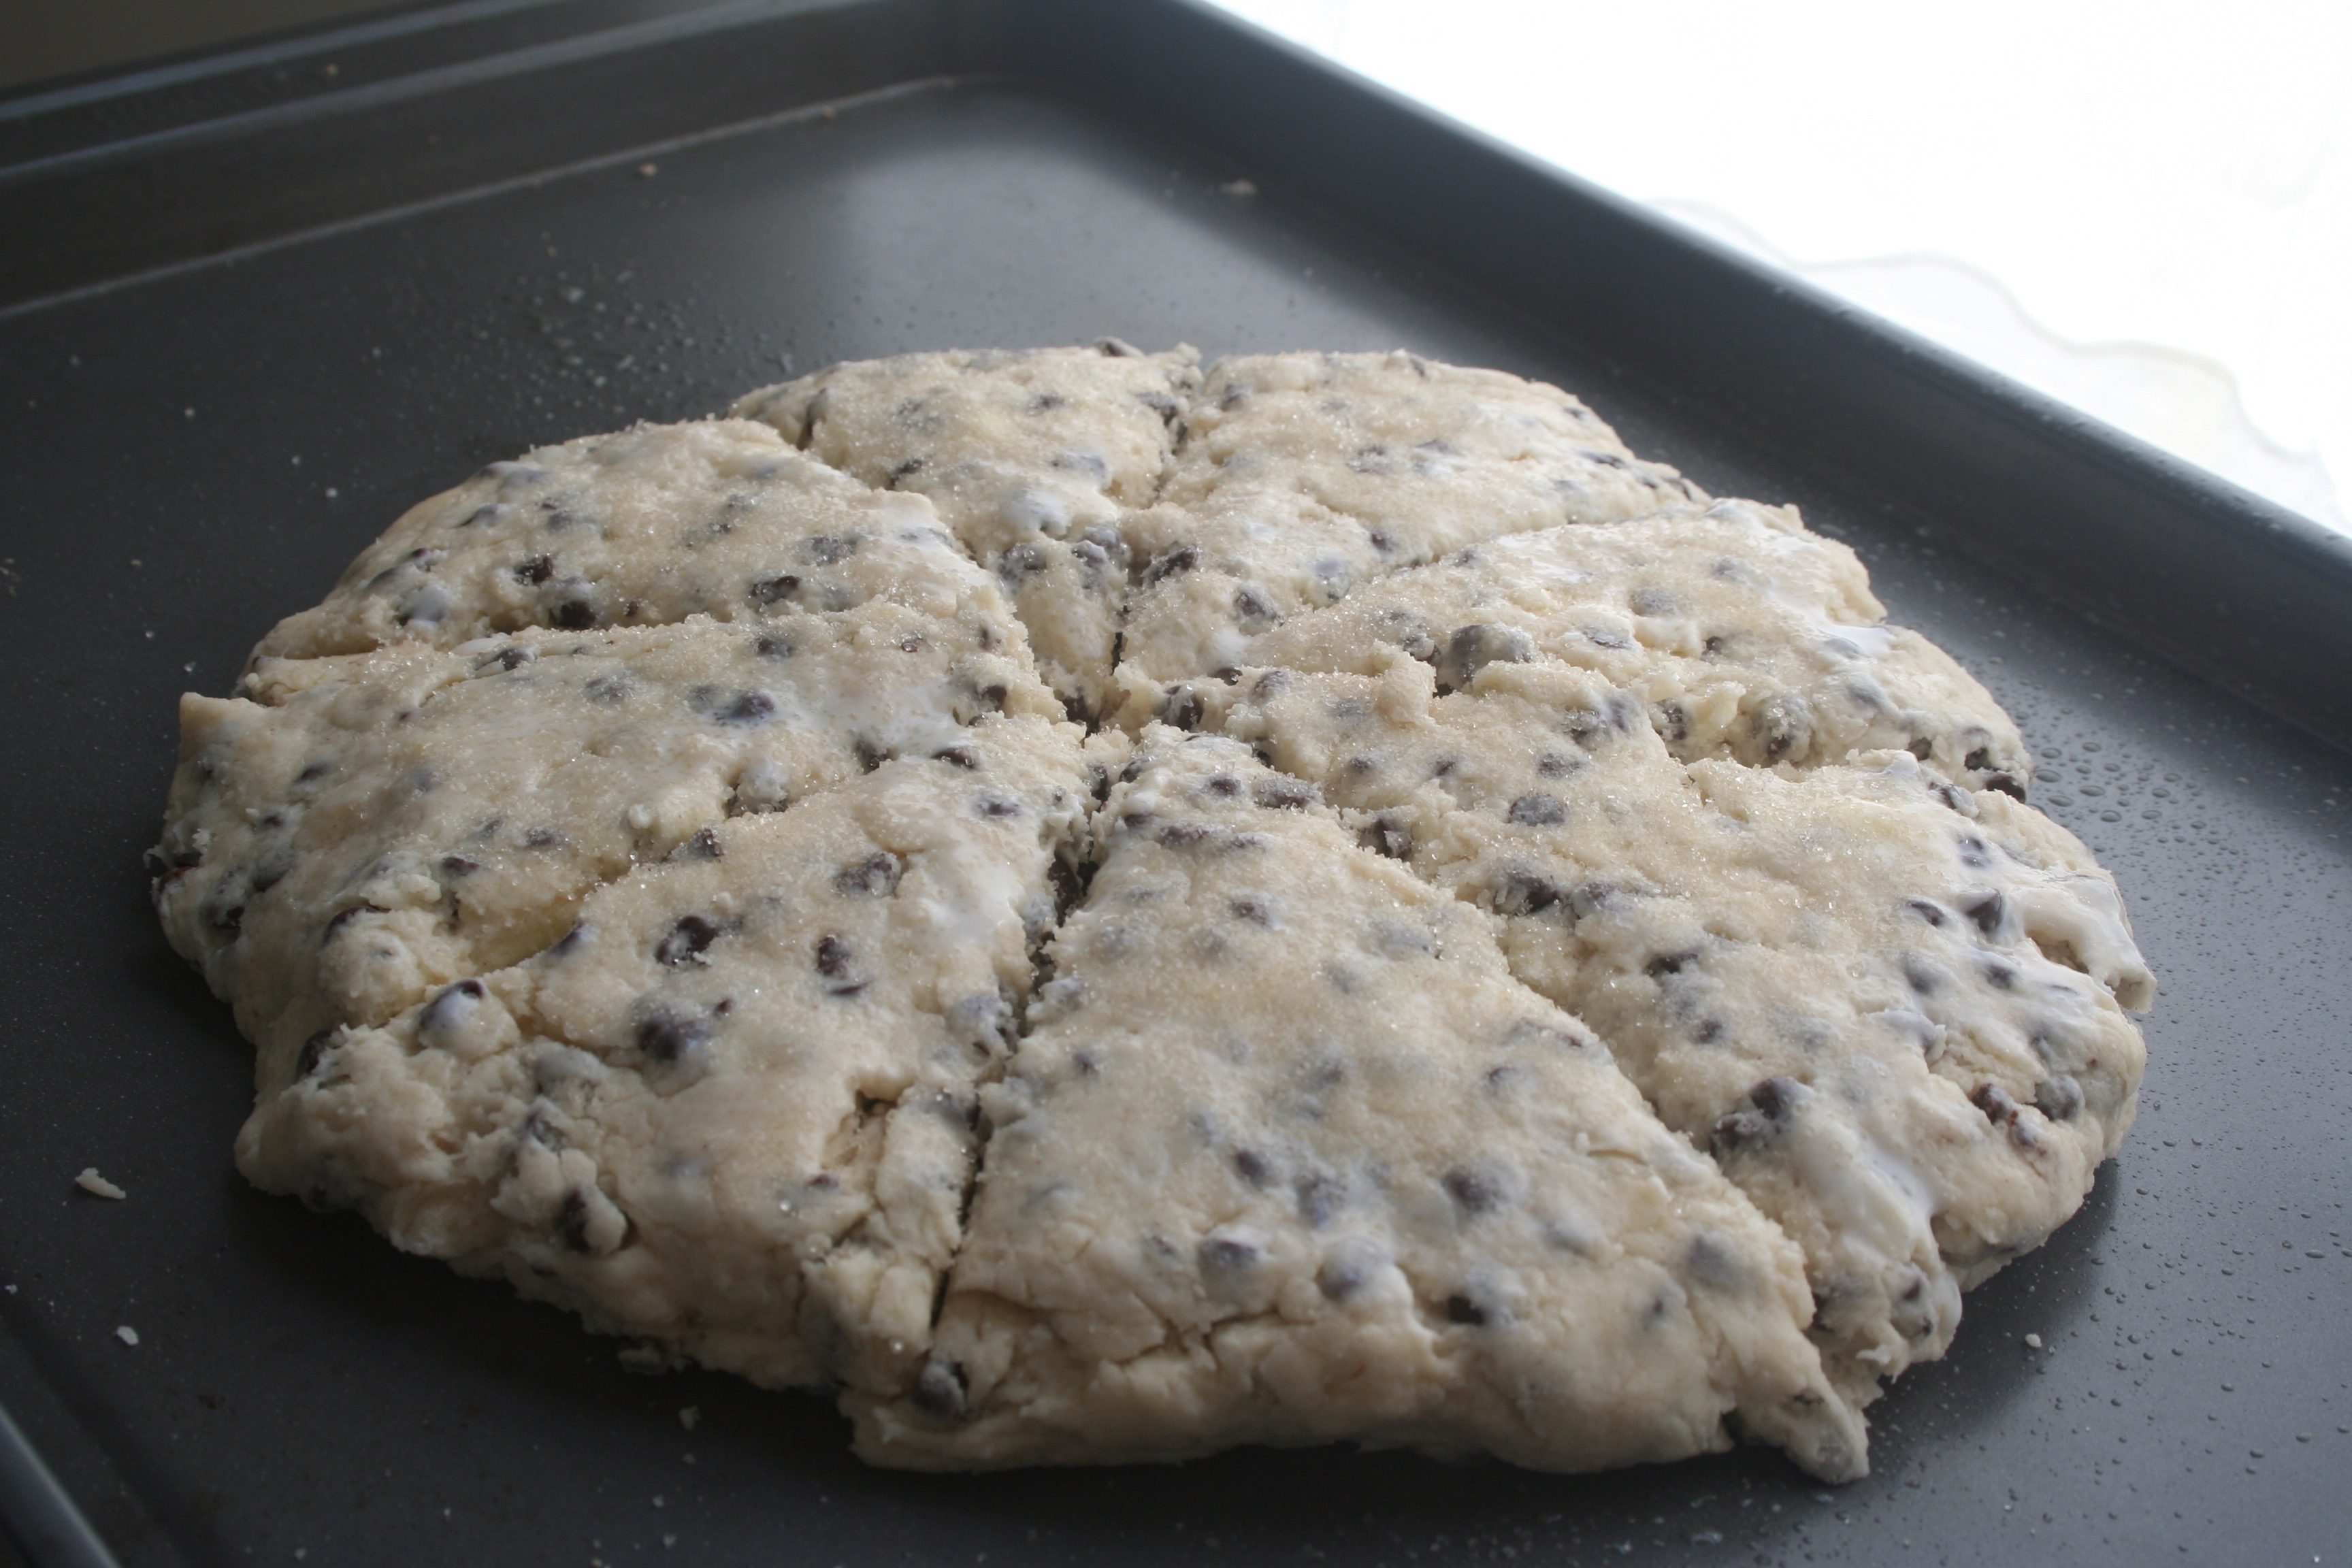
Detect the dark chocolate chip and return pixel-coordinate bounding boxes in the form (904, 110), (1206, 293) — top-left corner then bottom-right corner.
(909, 1358), (969, 1420)
(295, 1029), (337, 1079)
(1434, 622), (1535, 693)
(1254, 777), (1318, 811)
(815, 934), (855, 979)
(1711, 1076), (1803, 1155)
(1232, 586), (1281, 632)
(749, 574), (802, 607)
(1441, 1166), (1501, 1216)
(513, 555), (555, 585)
(1143, 544), (1200, 585)
(440, 854), (481, 877)
(1507, 793), (1565, 826)
(1905, 898), (1948, 927)
(1963, 747), (1993, 772)
(1982, 772), (2027, 800)
(832, 851), (894, 902)
(556, 1189), (596, 1253)
(654, 915), (721, 967)
(1646, 949), (1699, 979)
(1750, 694), (1814, 762)
(1360, 813), (1412, 860)
(1231, 1149), (1271, 1186)
(932, 745), (979, 770)
(1444, 1293), (1489, 1326)
(1159, 687), (1205, 731)
(1198, 1236), (1261, 1277)
(1296, 1175), (1345, 1228)
(2034, 1075), (2084, 1121)
(1492, 869), (1563, 917)
(636, 1008), (712, 1064)
(1962, 892), (2006, 935)
(1972, 1082), (2021, 1124)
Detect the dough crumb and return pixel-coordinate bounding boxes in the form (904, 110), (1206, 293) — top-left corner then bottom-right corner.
(115, 1325), (139, 1346)
(678, 1406), (700, 1431)
(2024, 1333), (2044, 1350)
(76, 1167), (127, 1200)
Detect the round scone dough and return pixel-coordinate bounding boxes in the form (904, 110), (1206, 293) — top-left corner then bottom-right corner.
(157, 344), (2153, 1486)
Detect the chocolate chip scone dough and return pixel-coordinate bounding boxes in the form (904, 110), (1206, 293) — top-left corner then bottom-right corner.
(732, 343), (1201, 721)
(256, 421), (977, 662)
(161, 344), (2153, 1487)
(237, 713), (1092, 1395)
(849, 730), (1866, 1480)
(1114, 351), (1705, 724)
(157, 601), (1056, 1071)
(1154, 500), (2031, 792)
(1219, 653), (2147, 1401)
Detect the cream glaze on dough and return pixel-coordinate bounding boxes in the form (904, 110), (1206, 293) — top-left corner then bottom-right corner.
(158, 344), (2155, 1485)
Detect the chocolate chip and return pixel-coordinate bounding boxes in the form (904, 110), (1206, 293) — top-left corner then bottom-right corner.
(1492, 869), (1563, 917)
(1198, 1236), (1261, 1277)
(1712, 1077), (1802, 1155)
(673, 827), (722, 862)
(1231, 1149), (1271, 1186)
(997, 542), (1047, 583)
(815, 934), (855, 979)
(549, 921), (591, 957)
(1232, 586), (1281, 632)
(513, 555), (555, 585)
(295, 1029), (337, 1079)
(416, 979), (485, 1044)
(1507, 793), (1565, 826)
(1296, 1174), (1345, 1228)
(1229, 896), (1271, 926)
(910, 1357), (969, 1420)
(1963, 747), (1993, 772)
(1905, 898), (1948, 927)
(1143, 545), (1199, 585)
(1903, 954), (1944, 994)
(1159, 687), (1205, 730)
(832, 851), (894, 902)
(440, 854), (481, 877)
(1684, 1232), (1744, 1292)
(1435, 623), (1535, 693)
(1360, 813), (1412, 860)
(2035, 1075), (2084, 1121)
(1982, 772), (2027, 800)
(556, 1188), (597, 1253)
(654, 915), (721, 966)
(1963, 892), (2007, 935)
(749, 574), (802, 606)
(1908, 736), (1936, 761)
(1254, 777), (1318, 811)
(636, 1008), (712, 1064)
(712, 691), (775, 725)
(802, 534), (858, 566)
(1646, 950), (1698, 979)
(1441, 1166), (1501, 1216)
(1956, 832), (1992, 868)
(1444, 1293), (1489, 1326)
(549, 587), (599, 629)
(887, 457), (926, 486)
(1750, 694), (1813, 762)
(1972, 1081), (2021, 1125)
(932, 745), (978, 770)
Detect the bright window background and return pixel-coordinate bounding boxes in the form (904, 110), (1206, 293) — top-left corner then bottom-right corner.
(1210, 0), (2352, 534)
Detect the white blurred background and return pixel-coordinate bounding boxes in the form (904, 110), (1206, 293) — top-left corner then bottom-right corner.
(1209, 0), (2352, 534)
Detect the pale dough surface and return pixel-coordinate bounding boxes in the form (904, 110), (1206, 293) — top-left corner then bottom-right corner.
(157, 345), (2155, 1484)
